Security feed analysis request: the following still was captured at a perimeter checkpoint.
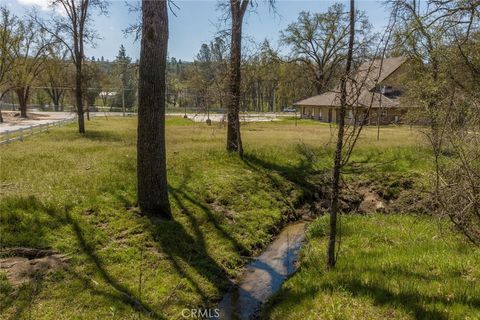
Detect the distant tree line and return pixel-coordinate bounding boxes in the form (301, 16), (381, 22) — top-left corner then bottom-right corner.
(165, 2), (376, 115)
(0, 5), (137, 123)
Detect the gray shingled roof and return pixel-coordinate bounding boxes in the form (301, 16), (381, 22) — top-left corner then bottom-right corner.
(294, 57), (407, 109)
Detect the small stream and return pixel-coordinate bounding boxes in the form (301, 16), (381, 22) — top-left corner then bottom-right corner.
(214, 221), (308, 320)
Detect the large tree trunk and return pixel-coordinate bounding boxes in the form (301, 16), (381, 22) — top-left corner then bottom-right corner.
(327, 0), (355, 268)
(226, 0), (248, 156)
(137, 0), (171, 217)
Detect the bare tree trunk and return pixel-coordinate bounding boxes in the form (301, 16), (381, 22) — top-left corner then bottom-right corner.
(226, 0), (248, 156)
(137, 0), (171, 217)
(16, 87), (29, 118)
(0, 92), (5, 123)
(75, 61), (85, 133)
(314, 79), (322, 94)
(327, 0), (355, 268)
(46, 89), (63, 112)
(0, 96), (3, 123)
(54, 90), (63, 112)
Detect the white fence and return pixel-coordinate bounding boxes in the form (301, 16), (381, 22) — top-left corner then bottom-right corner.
(0, 117), (76, 145)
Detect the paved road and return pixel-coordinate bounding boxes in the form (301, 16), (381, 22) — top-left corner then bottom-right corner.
(168, 112), (295, 122)
(0, 112), (77, 134)
(0, 111), (128, 134)
(0, 111), (297, 134)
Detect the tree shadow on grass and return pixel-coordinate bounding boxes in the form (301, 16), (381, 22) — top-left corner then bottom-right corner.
(156, 185), (280, 318)
(1, 191), (246, 318)
(1, 196), (168, 319)
(150, 212), (229, 306)
(242, 146), (324, 203)
(246, 141), (328, 188)
(143, 170), (248, 302)
(169, 185), (250, 256)
(83, 130), (127, 142)
(0, 195), (66, 249)
(327, 278), (479, 319)
(0, 275), (45, 320)
(64, 210), (164, 319)
(261, 272), (480, 320)
(0, 196), (66, 318)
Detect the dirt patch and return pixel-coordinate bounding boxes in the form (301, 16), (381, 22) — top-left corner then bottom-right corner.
(309, 173), (428, 214)
(0, 248), (68, 286)
(1, 111), (47, 122)
(0, 182), (21, 197)
(389, 188), (432, 214)
(357, 188), (387, 213)
(211, 202), (237, 224)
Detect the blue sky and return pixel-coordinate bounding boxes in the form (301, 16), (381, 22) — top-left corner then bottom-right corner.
(5, 0), (390, 62)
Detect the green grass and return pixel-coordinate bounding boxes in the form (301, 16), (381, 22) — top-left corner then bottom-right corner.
(0, 117), (438, 319)
(261, 214), (480, 320)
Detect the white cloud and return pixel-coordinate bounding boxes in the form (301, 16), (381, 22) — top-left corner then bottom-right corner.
(16, 0), (51, 11)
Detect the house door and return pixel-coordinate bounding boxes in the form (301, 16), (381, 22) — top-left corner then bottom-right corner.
(328, 109), (332, 123)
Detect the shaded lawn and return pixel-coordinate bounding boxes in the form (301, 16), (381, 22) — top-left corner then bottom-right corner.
(0, 117), (429, 319)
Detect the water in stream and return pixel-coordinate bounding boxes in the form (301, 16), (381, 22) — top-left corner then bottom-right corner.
(214, 221), (307, 320)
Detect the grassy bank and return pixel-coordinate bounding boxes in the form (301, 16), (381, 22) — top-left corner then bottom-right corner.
(261, 214), (480, 319)
(1, 117), (429, 319)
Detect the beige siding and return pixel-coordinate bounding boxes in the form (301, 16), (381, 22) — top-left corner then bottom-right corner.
(299, 105), (407, 124)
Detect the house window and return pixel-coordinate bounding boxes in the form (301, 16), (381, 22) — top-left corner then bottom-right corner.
(382, 86), (393, 94)
(381, 109), (387, 117)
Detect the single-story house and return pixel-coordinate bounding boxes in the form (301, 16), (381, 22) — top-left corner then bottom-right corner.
(294, 57), (409, 125)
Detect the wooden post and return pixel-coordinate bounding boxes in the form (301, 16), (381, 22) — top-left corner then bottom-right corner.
(122, 88), (126, 117)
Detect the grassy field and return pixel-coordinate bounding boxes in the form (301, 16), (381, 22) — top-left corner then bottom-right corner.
(1, 116), (473, 319)
(261, 215), (480, 320)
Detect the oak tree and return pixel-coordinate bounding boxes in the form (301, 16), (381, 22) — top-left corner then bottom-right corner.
(137, 0), (171, 217)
